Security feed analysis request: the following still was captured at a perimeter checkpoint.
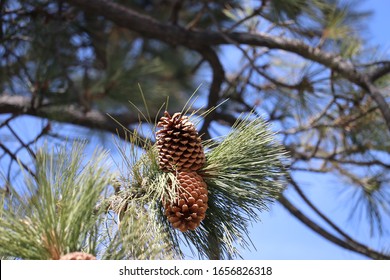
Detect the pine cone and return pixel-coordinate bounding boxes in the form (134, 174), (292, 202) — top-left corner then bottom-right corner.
(156, 111), (205, 172)
(60, 252), (96, 260)
(164, 171), (208, 232)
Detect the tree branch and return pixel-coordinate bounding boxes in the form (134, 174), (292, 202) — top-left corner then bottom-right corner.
(64, 0), (351, 66)
(195, 47), (225, 139)
(0, 141), (36, 180)
(278, 195), (390, 260)
(65, 0), (390, 132)
(0, 95), (139, 139)
(288, 176), (354, 242)
(368, 61), (390, 82)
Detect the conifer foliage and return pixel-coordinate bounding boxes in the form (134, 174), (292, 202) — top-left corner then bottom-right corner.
(0, 108), (287, 260)
(0, 142), (174, 260)
(112, 109), (287, 259)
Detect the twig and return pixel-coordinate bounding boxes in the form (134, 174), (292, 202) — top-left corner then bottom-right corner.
(169, 0), (183, 25)
(0, 142), (36, 180)
(225, 3), (266, 32)
(0, 95), (140, 142)
(368, 61), (390, 82)
(13, 122), (51, 156)
(195, 47), (225, 139)
(288, 176), (354, 241)
(278, 194), (390, 259)
(6, 123), (36, 159)
(0, 114), (18, 129)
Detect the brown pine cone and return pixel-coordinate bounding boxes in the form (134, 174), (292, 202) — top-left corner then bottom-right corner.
(60, 252), (96, 260)
(164, 171), (208, 232)
(156, 111), (205, 172)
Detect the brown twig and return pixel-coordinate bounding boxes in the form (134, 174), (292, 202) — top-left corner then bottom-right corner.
(0, 95), (140, 142)
(0, 142), (36, 180)
(278, 194), (390, 259)
(195, 47), (225, 139)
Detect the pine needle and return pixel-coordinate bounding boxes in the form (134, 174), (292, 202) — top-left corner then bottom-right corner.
(183, 112), (288, 259)
(112, 109), (288, 259)
(0, 142), (113, 259)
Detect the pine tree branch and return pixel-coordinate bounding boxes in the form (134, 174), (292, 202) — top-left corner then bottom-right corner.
(360, 79), (390, 133)
(64, 0), (390, 133)
(278, 195), (390, 260)
(288, 176), (355, 242)
(3, 0), (388, 260)
(195, 47), (225, 139)
(0, 95), (139, 140)
(64, 0), (348, 64)
(368, 61), (390, 82)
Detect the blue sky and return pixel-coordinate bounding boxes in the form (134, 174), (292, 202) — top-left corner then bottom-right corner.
(361, 1), (390, 47)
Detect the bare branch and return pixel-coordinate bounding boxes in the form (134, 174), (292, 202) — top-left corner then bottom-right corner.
(0, 142), (36, 180)
(6, 122), (36, 159)
(0, 95), (139, 139)
(288, 176), (354, 242)
(196, 47), (225, 138)
(278, 195), (390, 260)
(368, 61), (390, 82)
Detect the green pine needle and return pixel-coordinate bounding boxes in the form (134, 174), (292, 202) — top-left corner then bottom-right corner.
(0, 142), (113, 259)
(113, 110), (288, 259)
(184, 112), (288, 259)
(100, 202), (175, 260)
(0, 140), (175, 260)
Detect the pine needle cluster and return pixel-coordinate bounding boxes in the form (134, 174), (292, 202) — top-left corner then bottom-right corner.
(0, 100), (288, 260)
(0, 142), (173, 260)
(113, 110), (288, 259)
(0, 143), (111, 259)
(197, 113), (287, 258)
